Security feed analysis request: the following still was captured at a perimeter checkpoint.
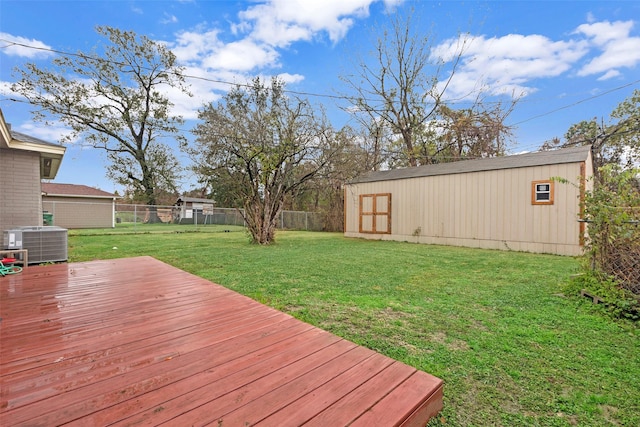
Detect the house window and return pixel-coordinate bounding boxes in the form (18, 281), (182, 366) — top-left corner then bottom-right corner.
(532, 180), (554, 205)
(359, 193), (391, 234)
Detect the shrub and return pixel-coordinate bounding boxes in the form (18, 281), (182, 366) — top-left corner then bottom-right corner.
(575, 164), (640, 320)
(566, 270), (640, 321)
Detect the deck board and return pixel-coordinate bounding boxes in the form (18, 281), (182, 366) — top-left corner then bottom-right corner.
(1, 256), (443, 426)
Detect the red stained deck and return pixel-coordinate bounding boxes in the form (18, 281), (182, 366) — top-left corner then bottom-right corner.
(1, 256), (442, 426)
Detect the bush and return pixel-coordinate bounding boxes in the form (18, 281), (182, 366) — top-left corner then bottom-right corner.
(571, 164), (640, 320)
(566, 270), (640, 321)
(583, 165), (640, 296)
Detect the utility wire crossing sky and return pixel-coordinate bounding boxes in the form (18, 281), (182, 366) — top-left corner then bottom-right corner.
(1, 0), (639, 192)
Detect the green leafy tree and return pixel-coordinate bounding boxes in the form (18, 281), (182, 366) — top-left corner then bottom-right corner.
(611, 89), (640, 168)
(571, 165), (640, 319)
(11, 26), (191, 221)
(191, 77), (337, 244)
(583, 166), (640, 285)
(543, 89), (640, 180)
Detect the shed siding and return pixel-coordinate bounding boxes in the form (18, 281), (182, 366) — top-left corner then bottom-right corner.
(42, 197), (114, 229)
(345, 161), (587, 256)
(0, 148), (42, 232)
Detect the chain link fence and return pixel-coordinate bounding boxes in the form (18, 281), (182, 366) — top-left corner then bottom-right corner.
(40, 201), (326, 232)
(593, 220), (640, 295)
(46, 202), (326, 231)
(116, 204), (324, 231)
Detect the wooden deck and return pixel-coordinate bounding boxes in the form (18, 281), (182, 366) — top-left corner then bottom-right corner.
(0, 256), (442, 426)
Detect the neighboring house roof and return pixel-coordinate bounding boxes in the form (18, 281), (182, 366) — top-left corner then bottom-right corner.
(42, 183), (116, 199)
(349, 145), (593, 184)
(0, 108), (66, 179)
(175, 196), (215, 205)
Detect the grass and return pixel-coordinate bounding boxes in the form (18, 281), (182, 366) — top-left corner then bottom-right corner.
(67, 228), (640, 426)
(68, 223), (245, 235)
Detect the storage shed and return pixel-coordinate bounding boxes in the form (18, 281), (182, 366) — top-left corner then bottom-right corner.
(344, 145), (594, 256)
(42, 183), (117, 229)
(175, 196), (215, 224)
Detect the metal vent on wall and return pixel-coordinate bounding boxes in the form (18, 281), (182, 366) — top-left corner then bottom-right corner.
(3, 226), (68, 264)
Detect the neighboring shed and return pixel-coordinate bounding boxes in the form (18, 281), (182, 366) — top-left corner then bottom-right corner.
(42, 183), (117, 229)
(175, 196), (215, 224)
(0, 108), (66, 233)
(344, 145), (594, 256)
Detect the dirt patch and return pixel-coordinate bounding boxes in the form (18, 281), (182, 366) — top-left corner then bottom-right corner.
(599, 404), (620, 426)
(427, 331), (470, 351)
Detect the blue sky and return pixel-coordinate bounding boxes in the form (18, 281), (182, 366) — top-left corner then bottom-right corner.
(1, 0), (639, 194)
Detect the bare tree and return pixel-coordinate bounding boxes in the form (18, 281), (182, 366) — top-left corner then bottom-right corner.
(341, 11), (515, 167)
(341, 12), (464, 167)
(11, 26), (190, 221)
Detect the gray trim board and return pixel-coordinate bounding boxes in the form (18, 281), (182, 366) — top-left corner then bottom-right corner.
(349, 145), (592, 184)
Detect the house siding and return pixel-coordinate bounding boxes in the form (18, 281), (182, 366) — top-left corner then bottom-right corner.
(344, 156), (592, 256)
(0, 148), (43, 232)
(42, 196), (114, 229)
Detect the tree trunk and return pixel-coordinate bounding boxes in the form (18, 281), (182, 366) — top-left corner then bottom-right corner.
(146, 205), (162, 224)
(401, 128), (417, 167)
(140, 153), (163, 223)
(244, 192), (282, 245)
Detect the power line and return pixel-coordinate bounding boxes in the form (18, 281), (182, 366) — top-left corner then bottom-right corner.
(510, 80), (640, 126)
(0, 39), (353, 102)
(4, 94), (632, 157)
(1, 38), (639, 129)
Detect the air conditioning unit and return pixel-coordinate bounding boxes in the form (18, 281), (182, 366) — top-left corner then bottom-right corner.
(3, 226), (68, 264)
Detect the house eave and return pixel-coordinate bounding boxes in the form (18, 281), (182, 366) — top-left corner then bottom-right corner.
(0, 109), (66, 179)
(42, 192), (117, 200)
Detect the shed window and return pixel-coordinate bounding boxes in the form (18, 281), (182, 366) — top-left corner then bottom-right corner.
(359, 193), (391, 234)
(532, 180), (554, 205)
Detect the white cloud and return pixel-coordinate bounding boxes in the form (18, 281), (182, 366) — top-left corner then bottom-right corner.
(15, 121), (78, 144)
(162, 0), (385, 119)
(575, 20), (634, 46)
(171, 29), (281, 72)
(381, 0), (405, 12)
(170, 2), (390, 70)
(0, 33), (54, 58)
(230, 20), (252, 36)
(275, 72), (305, 85)
(429, 18), (640, 101)
(160, 13), (178, 24)
(575, 20), (640, 78)
(158, 1), (396, 120)
(239, 0), (376, 47)
(597, 69), (621, 81)
(170, 29), (222, 64)
(0, 80), (13, 96)
(433, 33), (589, 100)
(204, 39), (280, 71)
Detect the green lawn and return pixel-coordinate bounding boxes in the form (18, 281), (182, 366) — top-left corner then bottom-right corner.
(68, 229), (640, 426)
(69, 222), (246, 235)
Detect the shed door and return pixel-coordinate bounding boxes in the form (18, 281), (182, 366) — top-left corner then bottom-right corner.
(359, 193), (391, 234)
